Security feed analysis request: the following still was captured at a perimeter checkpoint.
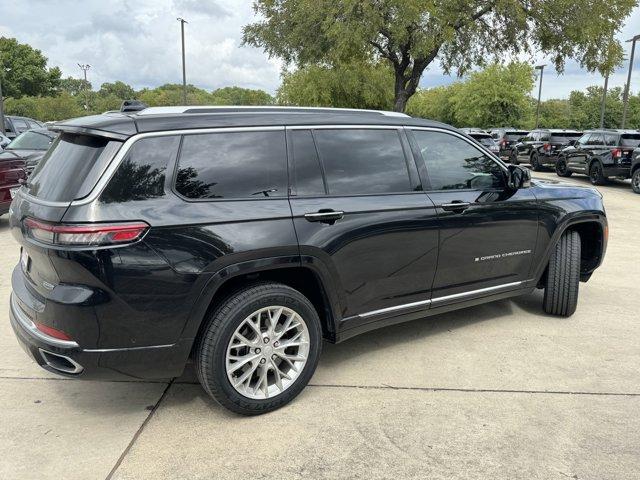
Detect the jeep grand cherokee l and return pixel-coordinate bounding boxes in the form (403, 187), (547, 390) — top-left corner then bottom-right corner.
(555, 129), (640, 185)
(9, 106), (607, 415)
(510, 129), (582, 171)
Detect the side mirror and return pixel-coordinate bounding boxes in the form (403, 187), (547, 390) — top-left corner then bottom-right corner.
(507, 164), (531, 190)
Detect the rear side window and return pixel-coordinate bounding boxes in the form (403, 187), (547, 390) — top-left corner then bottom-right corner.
(620, 134), (640, 147)
(412, 130), (505, 191)
(290, 130), (325, 196)
(27, 133), (122, 202)
(551, 133), (581, 143)
(506, 131), (528, 140)
(604, 134), (618, 146)
(101, 136), (180, 203)
(175, 130), (287, 199)
(313, 129), (411, 195)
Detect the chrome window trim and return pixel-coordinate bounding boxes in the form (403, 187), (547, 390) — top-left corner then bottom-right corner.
(287, 124), (402, 130)
(11, 294), (79, 348)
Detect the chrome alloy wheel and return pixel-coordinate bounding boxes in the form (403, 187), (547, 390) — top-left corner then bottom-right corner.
(225, 306), (310, 399)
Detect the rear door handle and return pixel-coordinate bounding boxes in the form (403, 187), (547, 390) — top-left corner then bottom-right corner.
(304, 210), (344, 224)
(440, 202), (471, 212)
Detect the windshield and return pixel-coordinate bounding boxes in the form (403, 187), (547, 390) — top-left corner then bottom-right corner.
(27, 133), (122, 202)
(7, 130), (55, 150)
(620, 134), (640, 147)
(506, 131), (528, 140)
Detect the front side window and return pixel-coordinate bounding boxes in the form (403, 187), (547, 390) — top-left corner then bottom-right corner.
(312, 129), (411, 195)
(577, 134), (590, 146)
(412, 130), (505, 191)
(175, 130), (287, 199)
(101, 136), (180, 203)
(588, 134), (604, 146)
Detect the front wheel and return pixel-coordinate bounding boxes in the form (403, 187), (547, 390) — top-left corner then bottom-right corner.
(589, 162), (607, 186)
(510, 150), (519, 165)
(530, 153), (542, 171)
(556, 158), (572, 177)
(632, 169), (640, 194)
(543, 230), (581, 317)
(196, 282), (322, 415)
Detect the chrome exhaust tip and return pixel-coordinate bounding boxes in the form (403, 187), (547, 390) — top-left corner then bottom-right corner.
(39, 349), (84, 375)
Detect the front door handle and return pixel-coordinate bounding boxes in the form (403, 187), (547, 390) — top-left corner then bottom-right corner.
(440, 202), (471, 212)
(304, 210), (344, 224)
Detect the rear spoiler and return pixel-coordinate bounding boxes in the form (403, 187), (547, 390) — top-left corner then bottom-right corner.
(48, 124), (130, 141)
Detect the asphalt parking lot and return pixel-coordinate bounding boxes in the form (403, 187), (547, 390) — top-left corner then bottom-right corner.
(1, 170), (639, 480)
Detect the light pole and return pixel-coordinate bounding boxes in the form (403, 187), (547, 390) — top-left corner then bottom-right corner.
(77, 63), (91, 110)
(0, 72), (5, 136)
(599, 72), (609, 128)
(621, 34), (640, 129)
(177, 17), (188, 105)
(535, 64), (546, 128)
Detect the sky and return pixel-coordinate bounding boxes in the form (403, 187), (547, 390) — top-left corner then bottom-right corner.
(1, 0), (639, 100)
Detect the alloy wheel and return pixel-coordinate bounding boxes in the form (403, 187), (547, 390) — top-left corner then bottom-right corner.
(225, 306), (310, 399)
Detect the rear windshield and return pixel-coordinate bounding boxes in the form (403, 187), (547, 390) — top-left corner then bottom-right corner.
(506, 131), (528, 140)
(550, 133), (582, 142)
(7, 130), (56, 150)
(620, 134), (640, 147)
(471, 134), (495, 146)
(26, 133), (122, 202)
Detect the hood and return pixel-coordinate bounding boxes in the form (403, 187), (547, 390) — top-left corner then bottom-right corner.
(531, 177), (602, 197)
(0, 149), (47, 167)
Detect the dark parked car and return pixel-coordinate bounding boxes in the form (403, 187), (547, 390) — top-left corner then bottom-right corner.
(0, 156), (27, 216)
(0, 133), (11, 150)
(0, 128), (57, 174)
(489, 128), (529, 159)
(555, 129), (640, 185)
(508, 129), (582, 170)
(9, 107), (607, 415)
(460, 128), (500, 155)
(3, 116), (45, 140)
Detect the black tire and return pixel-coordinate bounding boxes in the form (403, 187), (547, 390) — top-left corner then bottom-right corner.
(196, 282), (322, 415)
(632, 169), (640, 194)
(555, 157), (572, 177)
(543, 230), (581, 317)
(589, 161), (607, 186)
(530, 152), (542, 171)
(510, 150), (519, 165)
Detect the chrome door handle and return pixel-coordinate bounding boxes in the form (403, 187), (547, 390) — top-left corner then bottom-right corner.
(304, 210), (344, 223)
(440, 202), (471, 212)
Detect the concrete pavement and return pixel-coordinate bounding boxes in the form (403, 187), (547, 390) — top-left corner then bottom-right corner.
(1, 171), (639, 479)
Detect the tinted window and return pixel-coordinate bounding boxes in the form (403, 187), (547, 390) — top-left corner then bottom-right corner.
(551, 133), (581, 143)
(101, 136), (180, 203)
(290, 130), (325, 196)
(313, 129), (411, 195)
(620, 134), (640, 147)
(27, 133), (122, 202)
(587, 134), (604, 145)
(471, 134), (496, 146)
(506, 131), (528, 140)
(6, 130), (55, 150)
(539, 132), (551, 141)
(13, 119), (28, 132)
(577, 134), (590, 145)
(175, 130), (287, 199)
(604, 133), (618, 146)
(413, 130), (505, 191)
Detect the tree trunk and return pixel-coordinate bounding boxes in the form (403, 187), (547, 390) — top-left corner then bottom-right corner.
(393, 90), (409, 112)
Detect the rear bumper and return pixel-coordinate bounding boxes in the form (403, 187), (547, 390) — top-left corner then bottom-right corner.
(602, 165), (630, 178)
(9, 291), (192, 381)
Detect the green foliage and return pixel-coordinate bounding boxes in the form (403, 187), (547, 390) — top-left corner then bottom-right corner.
(211, 86), (274, 105)
(98, 81), (136, 100)
(4, 92), (85, 122)
(406, 84), (459, 125)
(0, 37), (61, 98)
(58, 76), (92, 96)
(277, 61), (394, 110)
(244, 0), (636, 111)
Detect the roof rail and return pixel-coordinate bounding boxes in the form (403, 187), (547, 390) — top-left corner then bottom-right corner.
(135, 105), (409, 117)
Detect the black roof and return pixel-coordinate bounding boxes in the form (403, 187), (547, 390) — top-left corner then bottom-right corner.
(49, 106), (455, 140)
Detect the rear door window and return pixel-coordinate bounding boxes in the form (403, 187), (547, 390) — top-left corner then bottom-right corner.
(587, 134), (604, 146)
(101, 136), (180, 203)
(175, 130), (287, 199)
(312, 128), (412, 195)
(26, 133), (122, 202)
(12, 119), (29, 132)
(290, 129), (325, 196)
(620, 134), (640, 147)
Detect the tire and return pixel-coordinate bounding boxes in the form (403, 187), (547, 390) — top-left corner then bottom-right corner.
(543, 230), (581, 317)
(531, 152), (542, 171)
(632, 169), (640, 194)
(589, 161), (607, 186)
(510, 150), (519, 165)
(555, 157), (572, 177)
(196, 282), (322, 415)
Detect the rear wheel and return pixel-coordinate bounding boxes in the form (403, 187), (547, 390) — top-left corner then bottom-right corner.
(196, 282), (322, 415)
(510, 150), (519, 165)
(555, 157), (572, 177)
(632, 169), (640, 194)
(530, 152), (543, 171)
(543, 230), (581, 317)
(589, 162), (607, 185)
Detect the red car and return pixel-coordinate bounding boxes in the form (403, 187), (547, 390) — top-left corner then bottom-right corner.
(0, 155), (26, 216)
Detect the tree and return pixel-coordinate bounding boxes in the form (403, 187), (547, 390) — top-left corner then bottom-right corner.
(243, 0), (636, 112)
(0, 37), (61, 98)
(59, 76), (92, 97)
(98, 81), (136, 100)
(406, 84), (459, 125)
(277, 61), (394, 109)
(211, 86), (274, 105)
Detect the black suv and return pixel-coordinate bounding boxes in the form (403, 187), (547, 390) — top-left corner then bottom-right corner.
(9, 107), (607, 415)
(631, 148), (640, 194)
(555, 129), (640, 185)
(509, 129), (582, 170)
(489, 128), (529, 159)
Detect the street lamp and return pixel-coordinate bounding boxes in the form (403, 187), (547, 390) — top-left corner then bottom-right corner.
(177, 17), (188, 105)
(600, 72), (609, 129)
(77, 63), (91, 110)
(621, 34), (640, 129)
(535, 64), (546, 129)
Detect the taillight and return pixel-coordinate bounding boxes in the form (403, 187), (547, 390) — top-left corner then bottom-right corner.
(611, 148), (622, 159)
(35, 322), (73, 341)
(543, 143), (551, 152)
(23, 218), (149, 246)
